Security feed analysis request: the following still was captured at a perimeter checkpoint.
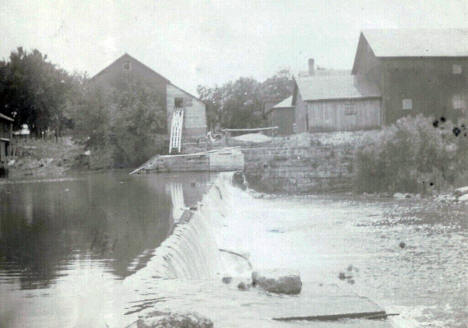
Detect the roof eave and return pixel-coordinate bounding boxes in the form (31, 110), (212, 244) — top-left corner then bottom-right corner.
(304, 96), (381, 102)
(378, 55), (468, 59)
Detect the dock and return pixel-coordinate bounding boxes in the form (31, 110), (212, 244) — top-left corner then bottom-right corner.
(129, 147), (244, 175)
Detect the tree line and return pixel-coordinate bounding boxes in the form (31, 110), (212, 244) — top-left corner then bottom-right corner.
(0, 47), (293, 166)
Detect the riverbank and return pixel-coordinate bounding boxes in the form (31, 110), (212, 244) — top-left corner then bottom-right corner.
(5, 137), (84, 178)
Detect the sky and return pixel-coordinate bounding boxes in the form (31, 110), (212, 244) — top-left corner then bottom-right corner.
(1, 0), (467, 94)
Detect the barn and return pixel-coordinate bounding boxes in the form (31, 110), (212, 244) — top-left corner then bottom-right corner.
(91, 54), (207, 152)
(292, 74), (382, 133)
(352, 29), (468, 124)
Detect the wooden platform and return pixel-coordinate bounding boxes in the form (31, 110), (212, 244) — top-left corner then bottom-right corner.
(248, 283), (395, 327)
(130, 147), (244, 174)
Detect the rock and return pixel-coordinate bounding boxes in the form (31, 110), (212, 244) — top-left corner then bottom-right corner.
(458, 194), (468, 202)
(399, 241), (406, 249)
(454, 186), (468, 197)
(232, 171), (247, 190)
(338, 272), (346, 280)
(393, 193), (409, 199)
(222, 276), (232, 284)
(252, 270), (302, 295)
(237, 281), (249, 291)
(137, 311), (213, 328)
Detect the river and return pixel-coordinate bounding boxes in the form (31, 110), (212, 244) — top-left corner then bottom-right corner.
(0, 171), (215, 327)
(0, 172), (467, 327)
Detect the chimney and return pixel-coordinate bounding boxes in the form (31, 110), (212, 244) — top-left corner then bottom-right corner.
(308, 58), (315, 76)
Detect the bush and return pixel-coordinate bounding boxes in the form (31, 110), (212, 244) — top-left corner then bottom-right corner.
(71, 80), (167, 168)
(354, 114), (468, 194)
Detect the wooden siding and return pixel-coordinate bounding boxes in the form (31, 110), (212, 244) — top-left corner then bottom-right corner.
(166, 84), (207, 137)
(270, 108), (295, 135)
(353, 35), (468, 124)
(296, 97), (381, 132)
(91, 55), (168, 98)
(381, 58), (468, 124)
(294, 91), (308, 133)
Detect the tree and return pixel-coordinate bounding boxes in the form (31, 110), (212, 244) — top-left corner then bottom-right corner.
(197, 70), (293, 130)
(0, 47), (79, 137)
(71, 79), (166, 168)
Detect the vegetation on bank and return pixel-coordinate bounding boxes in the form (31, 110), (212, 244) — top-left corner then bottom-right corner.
(7, 137), (82, 178)
(70, 80), (168, 168)
(353, 115), (468, 194)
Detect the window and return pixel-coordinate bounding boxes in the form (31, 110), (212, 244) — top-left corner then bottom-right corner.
(344, 101), (356, 115)
(452, 94), (465, 110)
(402, 98), (413, 110)
(174, 97), (184, 108)
(452, 64), (462, 75)
(123, 60), (131, 71)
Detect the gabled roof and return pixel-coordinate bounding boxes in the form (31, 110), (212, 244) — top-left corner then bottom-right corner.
(295, 75), (380, 102)
(0, 113), (14, 122)
(91, 53), (171, 83)
(91, 53), (203, 102)
(362, 29), (468, 57)
(272, 96), (294, 109)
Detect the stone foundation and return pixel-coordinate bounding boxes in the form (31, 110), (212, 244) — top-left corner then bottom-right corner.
(242, 145), (354, 193)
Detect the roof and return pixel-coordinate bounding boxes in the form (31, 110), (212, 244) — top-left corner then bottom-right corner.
(92, 53), (171, 83)
(362, 29), (468, 57)
(0, 113), (14, 122)
(272, 96), (294, 109)
(91, 53), (203, 102)
(295, 75), (381, 102)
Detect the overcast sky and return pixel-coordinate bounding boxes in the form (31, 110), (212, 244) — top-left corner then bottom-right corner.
(1, 0), (467, 94)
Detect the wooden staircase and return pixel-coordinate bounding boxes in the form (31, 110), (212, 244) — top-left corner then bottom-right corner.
(169, 109), (184, 154)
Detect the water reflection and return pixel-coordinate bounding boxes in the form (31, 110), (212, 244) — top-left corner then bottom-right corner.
(0, 171), (214, 290)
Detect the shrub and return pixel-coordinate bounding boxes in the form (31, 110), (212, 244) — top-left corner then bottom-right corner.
(354, 114), (468, 194)
(72, 80), (167, 168)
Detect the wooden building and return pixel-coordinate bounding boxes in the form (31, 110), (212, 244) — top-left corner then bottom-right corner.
(91, 54), (207, 139)
(266, 96), (295, 135)
(352, 29), (468, 124)
(292, 74), (382, 133)
(0, 113), (14, 164)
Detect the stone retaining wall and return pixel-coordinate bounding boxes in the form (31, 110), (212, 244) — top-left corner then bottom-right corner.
(242, 145), (354, 193)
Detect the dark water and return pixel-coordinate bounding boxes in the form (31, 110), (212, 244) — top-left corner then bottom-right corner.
(0, 171), (214, 327)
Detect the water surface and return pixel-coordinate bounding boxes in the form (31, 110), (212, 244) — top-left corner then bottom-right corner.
(0, 171), (214, 327)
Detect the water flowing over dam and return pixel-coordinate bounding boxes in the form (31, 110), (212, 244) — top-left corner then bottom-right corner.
(125, 172), (249, 283)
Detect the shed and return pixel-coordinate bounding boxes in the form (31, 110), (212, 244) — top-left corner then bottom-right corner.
(293, 75), (382, 132)
(267, 96), (295, 135)
(0, 113), (14, 163)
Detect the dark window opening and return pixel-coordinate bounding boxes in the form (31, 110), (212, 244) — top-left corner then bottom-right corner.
(175, 97), (184, 108)
(123, 60), (131, 71)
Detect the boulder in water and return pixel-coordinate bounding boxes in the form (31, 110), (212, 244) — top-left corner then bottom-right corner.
(454, 186), (468, 197)
(137, 311), (213, 328)
(237, 281), (249, 291)
(222, 276), (232, 284)
(252, 270), (302, 295)
(232, 171), (247, 190)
